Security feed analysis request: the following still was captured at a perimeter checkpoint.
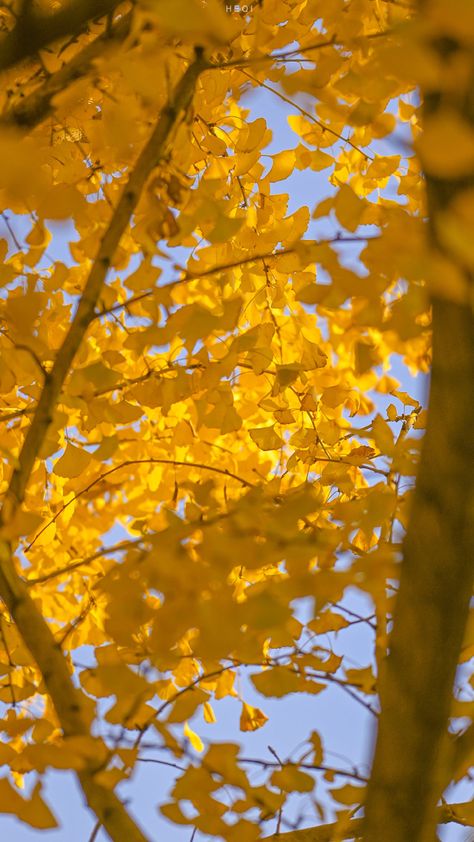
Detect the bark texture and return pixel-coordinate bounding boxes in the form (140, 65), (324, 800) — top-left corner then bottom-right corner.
(363, 26), (474, 842)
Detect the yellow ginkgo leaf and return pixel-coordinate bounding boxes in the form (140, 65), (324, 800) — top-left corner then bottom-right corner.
(53, 444), (91, 479)
(203, 702), (217, 724)
(334, 185), (366, 232)
(249, 426), (284, 451)
(239, 702), (268, 732)
(0, 778), (57, 829)
(183, 721), (204, 753)
(268, 150), (296, 182)
(271, 766), (314, 792)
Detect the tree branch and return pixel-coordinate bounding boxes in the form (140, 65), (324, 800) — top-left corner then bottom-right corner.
(25, 537), (144, 585)
(268, 801), (474, 841)
(2, 51), (207, 524)
(271, 820), (363, 841)
(0, 50), (207, 842)
(0, 542), (150, 842)
(2, 10), (132, 128)
(0, 0), (125, 72)
(98, 235), (380, 319)
(25, 456), (255, 552)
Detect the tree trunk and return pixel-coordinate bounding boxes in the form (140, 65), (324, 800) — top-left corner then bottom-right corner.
(364, 24), (474, 842)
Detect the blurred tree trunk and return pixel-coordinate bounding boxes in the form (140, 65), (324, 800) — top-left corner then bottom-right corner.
(363, 18), (474, 842)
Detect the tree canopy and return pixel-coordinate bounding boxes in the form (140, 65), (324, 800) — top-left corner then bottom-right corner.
(0, 1), (473, 840)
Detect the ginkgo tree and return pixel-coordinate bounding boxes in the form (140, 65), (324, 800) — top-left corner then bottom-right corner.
(0, 1), (473, 841)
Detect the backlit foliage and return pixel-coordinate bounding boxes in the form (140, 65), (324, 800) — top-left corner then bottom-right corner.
(0, 1), (473, 840)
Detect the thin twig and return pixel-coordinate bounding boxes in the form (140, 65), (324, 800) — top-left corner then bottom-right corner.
(87, 819), (101, 842)
(26, 457), (255, 552)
